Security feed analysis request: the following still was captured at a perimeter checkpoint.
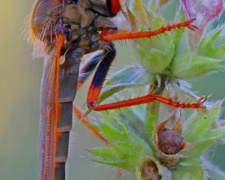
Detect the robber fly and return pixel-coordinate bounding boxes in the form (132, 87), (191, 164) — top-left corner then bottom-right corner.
(29, 0), (205, 179)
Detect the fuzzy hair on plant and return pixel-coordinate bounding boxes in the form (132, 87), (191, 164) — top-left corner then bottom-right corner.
(79, 0), (225, 179)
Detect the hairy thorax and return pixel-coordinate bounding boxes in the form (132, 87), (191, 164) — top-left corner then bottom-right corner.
(29, 0), (118, 56)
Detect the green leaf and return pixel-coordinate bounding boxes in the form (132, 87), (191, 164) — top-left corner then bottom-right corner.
(90, 135), (151, 172)
(105, 65), (151, 86)
(89, 111), (151, 172)
(88, 147), (119, 161)
(207, 126), (225, 141)
(209, 102), (223, 128)
(170, 14), (186, 54)
(97, 83), (146, 104)
(138, 46), (173, 73)
(92, 159), (129, 171)
(183, 110), (211, 143)
(172, 50), (225, 79)
(110, 140), (147, 159)
(102, 107), (147, 139)
(181, 139), (215, 161)
(99, 122), (129, 141)
(171, 28), (185, 55)
(198, 29), (225, 59)
(172, 165), (204, 180)
(134, 12), (175, 74)
(181, 126), (225, 161)
(183, 102), (222, 142)
(134, 0), (149, 25)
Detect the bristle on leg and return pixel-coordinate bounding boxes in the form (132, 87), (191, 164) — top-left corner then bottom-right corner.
(100, 19), (197, 42)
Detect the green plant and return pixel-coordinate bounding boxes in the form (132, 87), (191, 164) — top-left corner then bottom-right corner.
(85, 0), (225, 179)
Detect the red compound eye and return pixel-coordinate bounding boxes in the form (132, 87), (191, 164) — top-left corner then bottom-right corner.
(106, 0), (121, 16)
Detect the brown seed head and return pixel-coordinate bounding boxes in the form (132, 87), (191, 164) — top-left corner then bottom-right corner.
(141, 161), (160, 180)
(158, 129), (184, 155)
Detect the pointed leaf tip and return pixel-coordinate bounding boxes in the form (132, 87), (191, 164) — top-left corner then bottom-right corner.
(180, 0), (224, 51)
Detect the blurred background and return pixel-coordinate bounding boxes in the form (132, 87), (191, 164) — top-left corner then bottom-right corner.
(0, 0), (225, 180)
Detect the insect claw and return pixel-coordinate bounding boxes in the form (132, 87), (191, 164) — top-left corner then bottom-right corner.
(185, 18), (198, 31)
(198, 102), (206, 108)
(197, 96), (207, 108)
(201, 96), (208, 103)
(187, 25), (198, 31)
(191, 25), (198, 30)
(202, 105), (206, 108)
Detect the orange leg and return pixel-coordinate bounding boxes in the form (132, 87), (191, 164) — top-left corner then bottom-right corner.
(88, 92), (206, 111)
(73, 105), (108, 144)
(86, 44), (206, 111)
(100, 19), (197, 42)
(73, 51), (108, 144)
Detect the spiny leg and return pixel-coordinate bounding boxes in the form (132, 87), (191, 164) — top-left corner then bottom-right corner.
(86, 45), (206, 111)
(73, 105), (108, 144)
(86, 43), (116, 109)
(73, 51), (108, 143)
(100, 19), (197, 42)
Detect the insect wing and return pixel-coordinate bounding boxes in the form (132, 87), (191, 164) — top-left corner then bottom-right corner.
(39, 35), (63, 180)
